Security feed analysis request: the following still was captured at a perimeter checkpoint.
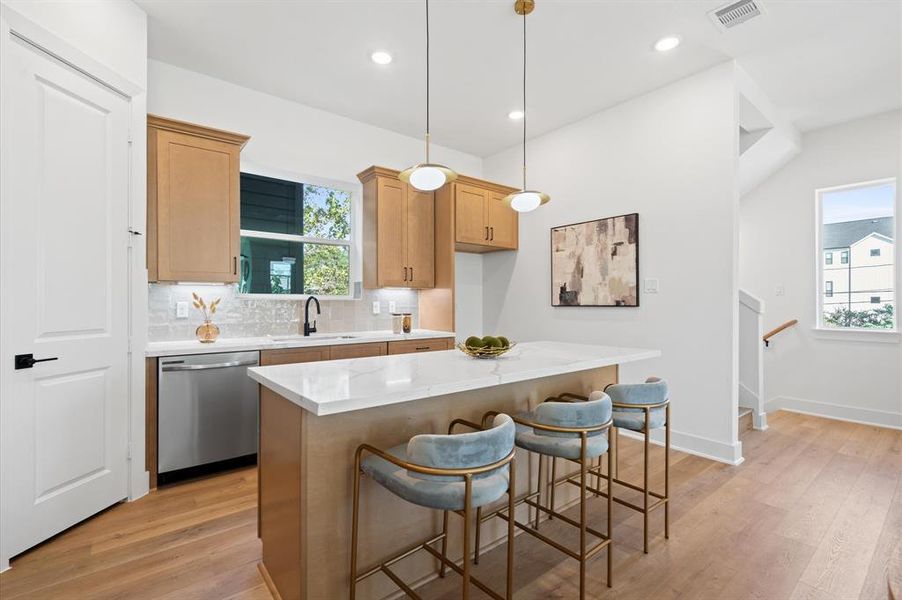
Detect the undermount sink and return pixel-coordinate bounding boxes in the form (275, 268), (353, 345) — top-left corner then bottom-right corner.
(269, 334), (357, 342)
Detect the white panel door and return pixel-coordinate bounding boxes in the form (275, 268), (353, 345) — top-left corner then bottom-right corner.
(0, 31), (130, 561)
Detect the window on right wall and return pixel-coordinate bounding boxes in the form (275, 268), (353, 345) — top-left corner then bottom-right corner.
(817, 178), (896, 330)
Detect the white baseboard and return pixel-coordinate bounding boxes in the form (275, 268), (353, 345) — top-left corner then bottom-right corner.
(766, 396), (901, 430)
(617, 428), (744, 466)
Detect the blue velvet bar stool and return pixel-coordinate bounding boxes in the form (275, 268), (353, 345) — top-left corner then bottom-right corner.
(350, 414), (516, 600)
(480, 393), (614, 600)
(556, 378), (670, 554)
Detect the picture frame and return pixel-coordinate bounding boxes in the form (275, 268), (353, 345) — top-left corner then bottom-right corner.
(551, 212), (640, 307)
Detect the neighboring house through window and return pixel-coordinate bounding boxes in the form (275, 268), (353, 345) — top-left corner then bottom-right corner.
(817, 179), (896, 330)
(239, 171), (354, 297)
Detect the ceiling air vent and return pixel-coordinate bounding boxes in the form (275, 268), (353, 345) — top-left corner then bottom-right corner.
(709, 0), (765, 31)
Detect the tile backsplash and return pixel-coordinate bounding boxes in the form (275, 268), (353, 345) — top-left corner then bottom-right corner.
(148, 284), (419, 342)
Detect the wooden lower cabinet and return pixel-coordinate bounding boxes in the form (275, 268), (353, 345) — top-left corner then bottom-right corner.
(328, 342), (387, 360)
(259, 347), (330, 366)
(387, 337), (454, 355)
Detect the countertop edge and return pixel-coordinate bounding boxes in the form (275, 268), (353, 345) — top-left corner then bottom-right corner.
(146, 330), (456, 358)
(252, 347), (662, 417)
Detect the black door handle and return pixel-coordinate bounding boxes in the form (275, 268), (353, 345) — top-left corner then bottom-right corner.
(15, 354), (58, 370)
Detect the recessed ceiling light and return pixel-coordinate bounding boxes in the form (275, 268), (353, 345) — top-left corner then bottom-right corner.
(508, 110), (525, 120)
(654, 36), (681, 52)
(371, 50), (392, 65)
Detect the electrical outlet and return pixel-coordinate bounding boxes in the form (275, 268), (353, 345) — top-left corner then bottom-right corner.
(176, 301), (189, 318)
(388, 301), (397, 313)
(644, 278), (659, 294)
(775, 285), (785, 297)
(372, 301), (380, 315)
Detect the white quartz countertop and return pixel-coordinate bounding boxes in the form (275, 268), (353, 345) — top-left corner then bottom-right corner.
(248, 341), (661, 416)
(145, 329), (455, 357)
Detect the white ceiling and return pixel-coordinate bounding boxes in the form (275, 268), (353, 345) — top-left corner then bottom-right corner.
(138, 0), (901, 157)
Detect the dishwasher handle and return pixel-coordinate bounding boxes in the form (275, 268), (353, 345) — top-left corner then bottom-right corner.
(161, 359), (258, 372)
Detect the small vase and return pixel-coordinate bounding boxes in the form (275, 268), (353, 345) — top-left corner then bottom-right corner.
(196, 320), (220, 343)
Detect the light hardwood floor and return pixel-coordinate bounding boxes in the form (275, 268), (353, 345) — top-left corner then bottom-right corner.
(1, 410), (899, 599)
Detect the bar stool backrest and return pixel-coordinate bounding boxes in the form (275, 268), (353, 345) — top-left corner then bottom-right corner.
(604, 378), (668, 414)
(535, 393), (612, 438)
(406, 414), (515, 482)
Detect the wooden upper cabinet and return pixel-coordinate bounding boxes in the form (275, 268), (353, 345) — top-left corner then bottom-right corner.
(455, 184), (489, 245)
(452, 179), (519, 252)
(486, 190), (518, 249)
(147, 115), (249, 282)
(359, 167), (435, 289)
(406, 187), (435, 287)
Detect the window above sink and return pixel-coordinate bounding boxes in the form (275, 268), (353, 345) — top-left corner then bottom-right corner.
(238, 166), (361, 300)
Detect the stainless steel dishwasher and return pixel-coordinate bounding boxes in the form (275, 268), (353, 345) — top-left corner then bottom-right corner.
(158, 351), (259, 482)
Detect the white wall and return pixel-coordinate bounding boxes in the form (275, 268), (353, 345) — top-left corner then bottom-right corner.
(148, 60), (481, 187)
(1, 0), (146, 86)
(740, 110), (902, 428)
(482, 63), (742, 463)
(454, 253), (484, 340)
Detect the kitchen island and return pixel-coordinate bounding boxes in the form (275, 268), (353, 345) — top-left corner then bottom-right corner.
(248, 341), (660, 600)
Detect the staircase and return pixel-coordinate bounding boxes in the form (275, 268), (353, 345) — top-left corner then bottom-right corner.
(738, 289), (768, 430)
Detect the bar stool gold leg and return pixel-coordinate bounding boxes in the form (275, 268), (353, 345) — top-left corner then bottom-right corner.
(579, 435), (588, 600)
(549, 457), (557, 520)
(350, 454), (362, 600)
(535, 454), (544, 530)
(463, 475), (473, 600)
(665, 404), (671, 540)
(440, 510), (449, 578)
(474, 506), (482, 565)
(506, 457), (516, 600)
(643, 408), (650, 554)
(607, 444), (613, 587)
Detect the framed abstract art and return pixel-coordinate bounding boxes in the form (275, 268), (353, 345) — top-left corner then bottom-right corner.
(551, 212), (639, 307)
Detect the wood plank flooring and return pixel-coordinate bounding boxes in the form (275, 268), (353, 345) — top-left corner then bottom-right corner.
(1, 410), (899, 599)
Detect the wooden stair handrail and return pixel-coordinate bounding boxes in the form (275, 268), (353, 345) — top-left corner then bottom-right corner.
(763, 319), (798, 346)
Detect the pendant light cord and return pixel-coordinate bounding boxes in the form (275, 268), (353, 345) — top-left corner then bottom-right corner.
(522, 9), (527, 190)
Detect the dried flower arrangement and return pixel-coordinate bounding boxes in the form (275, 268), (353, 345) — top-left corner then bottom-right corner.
(192, 293), (220, 322)
(192, 293), (222, 343)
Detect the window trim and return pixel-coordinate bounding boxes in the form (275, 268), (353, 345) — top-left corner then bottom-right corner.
(237, 162), (361, 300)
(814, 177), (897, 334)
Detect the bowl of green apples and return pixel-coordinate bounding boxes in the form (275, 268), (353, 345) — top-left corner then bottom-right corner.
(457, 335), (516, 359)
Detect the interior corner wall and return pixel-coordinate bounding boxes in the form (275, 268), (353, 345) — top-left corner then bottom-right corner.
(481, 62), (742, 463)
(740, 110), (902, 428)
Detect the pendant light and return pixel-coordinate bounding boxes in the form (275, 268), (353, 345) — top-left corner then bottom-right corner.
(504, 0), (550, 213)
(399, 0), (457, 191)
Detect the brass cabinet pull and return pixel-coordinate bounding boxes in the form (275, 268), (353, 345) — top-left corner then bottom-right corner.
(409, 267), (413, 281)
(490, 227), (494, 241)
(485, 226), (489, 240)
(403, 267), (408, 281)
(233, 256), (237, 275)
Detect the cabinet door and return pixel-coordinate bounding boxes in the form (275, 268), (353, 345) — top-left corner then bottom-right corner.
(328, 342), (387, 360)
(406, 186), (435, 288)
(486, 190), (518, 249)
(454, 184), (488, 244)
(155, 129), (240, 282)
(376, 177), (408, 287)
(260, 347), (330, 366)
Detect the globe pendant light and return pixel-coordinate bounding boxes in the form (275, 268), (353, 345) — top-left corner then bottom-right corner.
(399, 0), (457, 191)
(504, 0), (550, 212)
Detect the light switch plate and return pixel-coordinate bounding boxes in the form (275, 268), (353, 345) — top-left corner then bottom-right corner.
(176, 301), (189, 318)
(644, 278), (659, 294)
(372, 301), (380, 315)
(388, 301), (397, 313)
(776, 285), (785, 296)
